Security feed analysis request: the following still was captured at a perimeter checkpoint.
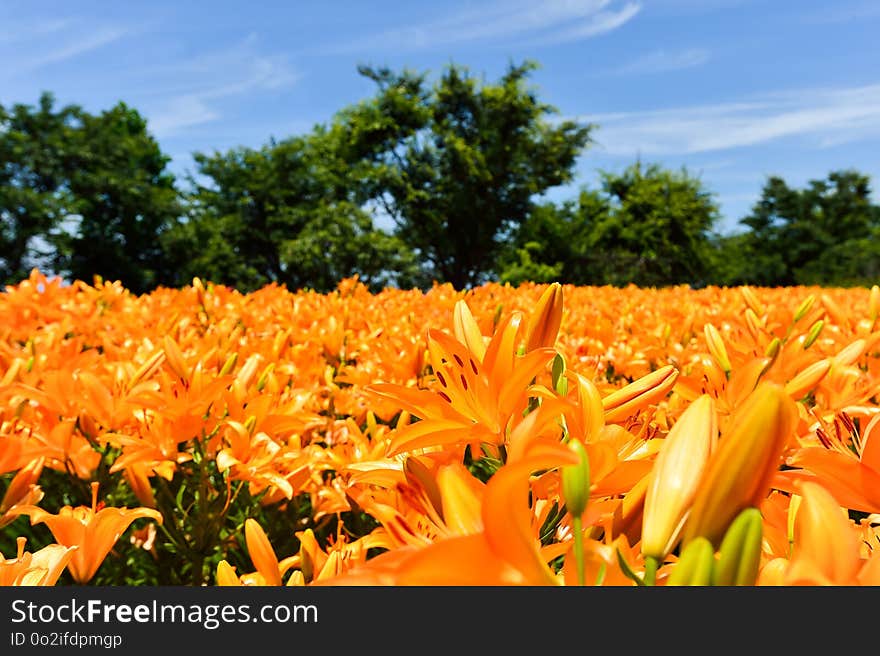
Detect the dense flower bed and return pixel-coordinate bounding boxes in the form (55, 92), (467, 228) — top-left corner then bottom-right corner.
(2, 269), (879, 586)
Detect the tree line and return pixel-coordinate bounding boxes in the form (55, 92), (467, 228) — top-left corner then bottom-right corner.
(2, 60), (879, 294)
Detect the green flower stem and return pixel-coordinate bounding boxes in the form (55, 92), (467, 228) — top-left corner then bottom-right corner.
(644, 556), (659, 586)
(573, 515), (585, 586)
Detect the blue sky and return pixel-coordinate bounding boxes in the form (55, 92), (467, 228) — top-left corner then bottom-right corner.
(2, 0), (879, 234)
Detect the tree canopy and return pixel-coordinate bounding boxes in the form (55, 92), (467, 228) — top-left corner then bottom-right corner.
(500, 162), (720, 287)
(333, 60), (593, 289)
(0, 93), (180, 293)
(716, 170), (880, 287)
(2, 64), (879, 294)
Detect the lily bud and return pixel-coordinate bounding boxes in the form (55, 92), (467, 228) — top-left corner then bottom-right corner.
(667, 537), (715, 586)
(453, 300), (487, 361)
(219, 352), (238, 376)
(162, 335), (189, 384)
(793, 295), (815, 324)
(833, 338), (865, 367)
(603, 365), (679, 424)
(802, 320), (824, 350)
(704, 323), (731, 375)
(642, 395), (718, 561)
(0, 358), (22, 386)
(216, 560), (241, 586)
(682, 382), (797, 548)
(256, 362), (275, 392)
(561, 439), (591, 519)
(744, 309), (763, 341)
(713, 507), (763, 586)
(764, 337), (782, 360)
(245, 518), (282, 586)
(524, 283), (563, 353)
(784, 359), (831, 399)
(821, 293), (849, 330)
(740, 286), (765, 316)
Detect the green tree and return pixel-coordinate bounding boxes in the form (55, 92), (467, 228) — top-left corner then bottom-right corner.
(335, 60), (593, 289)
(0, 93), (181, 293)
(172, 129), (419, 293)
(51, 102), (182, 293)
(0, 93), (77, 285)
(592, 162), (720, 287)
(503, 162), (720, 287)
(498, 191), (608, 286)
(725, 170), (880, 286)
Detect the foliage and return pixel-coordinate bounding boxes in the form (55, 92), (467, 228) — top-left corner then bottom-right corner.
(0, 94), (78, 285)
(0, 93), (180, 293)
(718, 170), (880, 286)
(172, 130), (421, 293)
(3, 69), (880, 294)
(502, 162), (721, 287)
(333, 60), (593, 289)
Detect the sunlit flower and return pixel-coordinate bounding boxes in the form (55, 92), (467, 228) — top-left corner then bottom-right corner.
(0, 537), (77, 586)
(12, 482), (163, 583)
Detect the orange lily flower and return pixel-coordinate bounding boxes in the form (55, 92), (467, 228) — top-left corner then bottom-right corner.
(217, 523), (387, 586)
(0, 457), (45, 528)
(760, 481), (872, 586)
(216, 518), (300, 586)
(372, 311), (557, 456)
(12, 482), (163, 583)
(774, 409), (880, 513)
(316, 440), (579, 585)
(0, 537), (77, 586)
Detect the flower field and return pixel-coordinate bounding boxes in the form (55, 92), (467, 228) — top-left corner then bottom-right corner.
(2, 269), (880, 586)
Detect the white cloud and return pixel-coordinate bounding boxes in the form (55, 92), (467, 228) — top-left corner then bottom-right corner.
(149, 97), (221, 138)
(5, 25), (128, 73)
(608, 48), (710, 75)
(320, 0), (641, 54)
(31, 27), (129, 69)
(143, 37), (300, 138)
(575, 83), (880, 155)
(0, 18), (72, 45)
(528, 2), (641, 44)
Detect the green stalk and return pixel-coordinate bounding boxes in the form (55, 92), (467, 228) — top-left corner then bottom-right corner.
(573, 515), (585, 586)
(643, 556), (659, 586)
